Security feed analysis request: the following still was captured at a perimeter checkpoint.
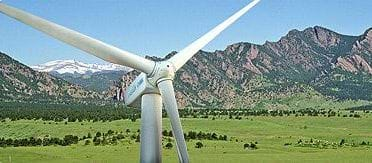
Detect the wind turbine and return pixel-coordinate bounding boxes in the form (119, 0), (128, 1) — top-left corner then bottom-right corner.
(0, 1), (261, 163)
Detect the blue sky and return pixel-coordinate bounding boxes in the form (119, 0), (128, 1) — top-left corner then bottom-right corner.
(0, 0), (371, 66)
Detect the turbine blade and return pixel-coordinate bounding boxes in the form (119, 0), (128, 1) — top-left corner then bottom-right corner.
(0, 3), (155, 74)
(158, 80), (189, 163)
(169, 0), (260, 71)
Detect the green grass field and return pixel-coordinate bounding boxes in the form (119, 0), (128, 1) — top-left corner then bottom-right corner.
(1, 115), (372, 163)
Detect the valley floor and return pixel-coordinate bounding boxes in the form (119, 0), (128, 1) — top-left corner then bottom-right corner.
(1, 115), (372, 163)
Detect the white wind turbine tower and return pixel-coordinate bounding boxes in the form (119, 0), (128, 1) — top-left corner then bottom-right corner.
(0, 0), (261, 162)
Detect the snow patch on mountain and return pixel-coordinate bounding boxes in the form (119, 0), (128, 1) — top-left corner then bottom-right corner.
(31, 60), (132, 74)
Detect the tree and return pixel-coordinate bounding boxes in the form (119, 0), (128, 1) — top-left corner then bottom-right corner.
(244, 142), (258, 150)
(340, 139), (345, 146)
(87, 133), (92, 139)
(107, 130), (115, 135)
(165, 142), (173, 149)
(211, 133), (218, 140)
(117, 133), (125, 140)
(223, 135), (228, 141)
(244, 143), (250, 149)
(112, 136), (118, 145)
(195, 142), (203, 148)
(96, 132), (102, 138)
(85, 140), (91, 145)
(93, 137), (100, 146)
(101, 137), (109, 145)
(250, 143), (257, 149)
(63, 135), (78, 146)
(135, 134), (140, 142)
(188, 131), (197, 140)
(162, 130), (169, 137)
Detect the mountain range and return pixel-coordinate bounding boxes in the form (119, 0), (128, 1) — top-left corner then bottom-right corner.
(115, 26), (372, 108)
(0, 52), (102, 104)
(31, 60), (131, 75)
(32, 60), (131, 92)
(1, 26), (371, 108)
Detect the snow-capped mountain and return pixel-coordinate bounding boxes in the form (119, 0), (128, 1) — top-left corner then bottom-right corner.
(31, 60), (132, 74)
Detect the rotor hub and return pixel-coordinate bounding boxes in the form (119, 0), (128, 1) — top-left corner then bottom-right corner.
(148, 61), (176, 86)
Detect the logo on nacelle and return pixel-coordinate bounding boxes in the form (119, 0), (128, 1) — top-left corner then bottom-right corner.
(126, 78), (144, 98)
(124, 73), (159, 107)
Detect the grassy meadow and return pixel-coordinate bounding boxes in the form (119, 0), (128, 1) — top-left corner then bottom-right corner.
(1, 113), (372, 163)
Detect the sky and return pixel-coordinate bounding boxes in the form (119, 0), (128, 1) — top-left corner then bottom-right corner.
(0, 0), (371, 66)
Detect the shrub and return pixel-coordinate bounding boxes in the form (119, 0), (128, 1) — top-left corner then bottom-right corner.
(284, 143), (292, 146)
(96, 132), (102, 138)
(195, 142), (203, 148)
(84, 140), (91, 145)
(87, 133), (92, 139)
(340, 139), (345, 146)
(165, 142), (173, 149)
(244, 142), (258, 150)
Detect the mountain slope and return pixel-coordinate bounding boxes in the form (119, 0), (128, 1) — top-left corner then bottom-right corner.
(54, 71), (127, 93)
(0, 52), (102, 103)
(114, 26), (372, 108)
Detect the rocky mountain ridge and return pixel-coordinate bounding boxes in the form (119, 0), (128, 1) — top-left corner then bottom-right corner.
(114, 26), (372, 108)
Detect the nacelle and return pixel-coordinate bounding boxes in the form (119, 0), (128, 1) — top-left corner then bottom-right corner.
(124, 73), (159, 107)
